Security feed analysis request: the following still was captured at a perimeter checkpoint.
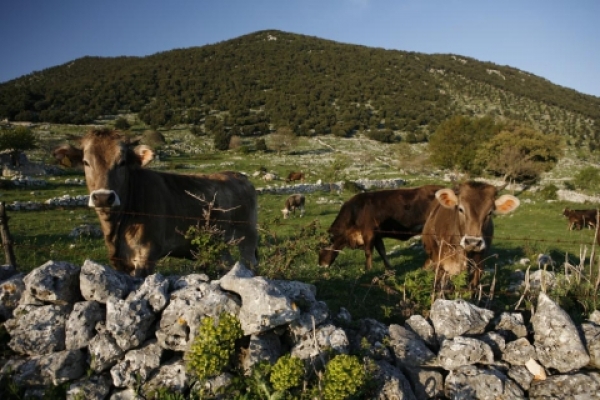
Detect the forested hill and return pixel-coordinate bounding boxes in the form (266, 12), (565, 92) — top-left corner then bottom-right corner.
(1, 29), (598, 144)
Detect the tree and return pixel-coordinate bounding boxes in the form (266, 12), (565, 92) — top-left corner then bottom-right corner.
(0, 126), (37, 166)
(475, 123), (563, 182)
(268, 126), (297, 154)
(213, 127), (231, 151)
(428, 115), (501, 174)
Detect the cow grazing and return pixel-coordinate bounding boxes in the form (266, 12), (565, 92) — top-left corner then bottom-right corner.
(562, 208), (598, 230)
(319, 185), (445, 271)
(282, 194), (306, 219)
(52, 129), (259, 277)
(286, 171), (305, 183)
(421, 181), (520, 289)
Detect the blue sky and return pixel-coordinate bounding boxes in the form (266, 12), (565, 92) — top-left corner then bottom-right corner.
(1, 0), (599, 97)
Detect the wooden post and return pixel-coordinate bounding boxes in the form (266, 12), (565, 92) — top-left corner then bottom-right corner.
(0, 201), (17, 267)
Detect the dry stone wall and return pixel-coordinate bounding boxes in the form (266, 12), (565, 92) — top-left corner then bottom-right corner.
(1, 261), (600, 399)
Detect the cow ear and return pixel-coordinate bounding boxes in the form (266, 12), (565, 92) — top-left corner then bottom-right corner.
(495, 195), (520, 215)
(435, 188), (458, 209)
(53, 144), (83, 168)
(133, 145), (154, 167)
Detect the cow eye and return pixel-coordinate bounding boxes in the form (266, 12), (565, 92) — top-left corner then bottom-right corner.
(83, 160), (90, 167)
(458, 205), (465, 214)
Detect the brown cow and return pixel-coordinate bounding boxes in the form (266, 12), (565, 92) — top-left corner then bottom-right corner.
(52, 129), (258, 277)
(319, 185), (445, 270)
(562, 208), (598, 230)
(282, 194), (306, 219)
(286, 171), (305, 183)
(421, 181), (520, 289)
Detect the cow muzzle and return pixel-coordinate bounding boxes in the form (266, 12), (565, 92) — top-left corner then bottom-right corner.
(89, 189), (121, 208)
(460, 235), (486, 252)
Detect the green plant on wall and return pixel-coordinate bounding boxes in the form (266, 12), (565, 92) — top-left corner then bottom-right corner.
(185, 313), (243, 382)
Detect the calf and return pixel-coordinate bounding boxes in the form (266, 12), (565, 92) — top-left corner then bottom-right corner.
(53, 129), (259, 277)
(422, 181), (520, 289)
(282, 194), (306, 219)
(286, 171), (305, 183)
(562, 208), (598, 230)
(319, 185), (445, 270)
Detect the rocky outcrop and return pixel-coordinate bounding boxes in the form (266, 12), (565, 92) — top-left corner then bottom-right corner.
(1, 260), (600, 399)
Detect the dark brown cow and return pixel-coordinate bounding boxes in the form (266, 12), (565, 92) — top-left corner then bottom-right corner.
(282, 194), (305, 219)
(562, 208), (598, 230)
(422, 181), (520, 289)
(286, 171), (305, 183)
(52, 129), (258, 277)
(319, 185), (445, 270)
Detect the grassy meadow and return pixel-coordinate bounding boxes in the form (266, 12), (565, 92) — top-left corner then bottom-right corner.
(2, 125), (600, 324)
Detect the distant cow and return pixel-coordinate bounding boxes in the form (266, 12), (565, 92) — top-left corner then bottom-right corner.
(286, 171), (305, 183)
(282, 194), (305, 219)
(421, 181), (520, 289)
(562, 208), (598, 230)
(319, 185), (445, 270)
(52, 129), (258, 277)
(262, 172), (278, 181)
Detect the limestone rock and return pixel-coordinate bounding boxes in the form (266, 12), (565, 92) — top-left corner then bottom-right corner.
(126, 273), (170, 313)
(23, 260), (81, 305)
(430, 299), (494, 342)
(531, 292), (590, 372)
(142, 357), (189, 396)
(502, 337), (536, 366)
(89, 333), (126, 372)
(438, 336), (494, 371)
(445, 365), (525, 400)
(371, 360), (417, 400)
(388, 324), (436, 367)
(529, 372), (600, 399)
(5, 304), (69, 355)
(156, 281), (239, 351)
(242, 332), (282, 373)
(405, 314), (436, 348)
(111, 339), (164, 388)
(493, 312), (528, 339)
(105, 296), (156, 352)
(582, 321), (600, 369)
(218, 262), (300, 335)
(65, 300), (105, 350)
(404, 366), (444, 400)
(67, 373), (112, 400)
(80, 259), (134, 303)
(0, 272), (25, 320)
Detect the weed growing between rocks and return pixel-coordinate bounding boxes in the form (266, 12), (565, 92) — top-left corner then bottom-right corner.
(185, 313), (244, 382)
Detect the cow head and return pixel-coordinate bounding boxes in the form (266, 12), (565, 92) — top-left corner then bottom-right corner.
(434, 182), (520, 252)
(281, 208), (291, 219)
(53, 130), (154, 208)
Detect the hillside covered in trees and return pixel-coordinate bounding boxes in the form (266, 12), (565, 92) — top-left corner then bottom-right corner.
(1, 30), (598, 148)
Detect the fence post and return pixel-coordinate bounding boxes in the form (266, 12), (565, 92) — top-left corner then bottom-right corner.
(0, 201), (17, 268)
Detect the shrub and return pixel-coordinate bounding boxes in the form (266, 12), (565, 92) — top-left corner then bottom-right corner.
(185, 313), (243, 381)
(322, 354), (366, 400)
(255, 138), (268, 151)
(539, 184), (558, 200)
(573, 166), (600, 191)
(270, 354), (304, 392)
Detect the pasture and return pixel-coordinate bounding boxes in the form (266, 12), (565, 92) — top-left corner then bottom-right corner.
(4, 177), (600, 324)
(2, 126), (600, 323)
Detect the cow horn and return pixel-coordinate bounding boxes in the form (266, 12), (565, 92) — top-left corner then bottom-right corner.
(496, 181), (509, 191)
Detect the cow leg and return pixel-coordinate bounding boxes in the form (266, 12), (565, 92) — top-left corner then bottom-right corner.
(373, 237), (393, 270)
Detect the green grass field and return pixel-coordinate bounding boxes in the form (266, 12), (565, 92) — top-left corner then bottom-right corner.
(4, 180), (599, 324)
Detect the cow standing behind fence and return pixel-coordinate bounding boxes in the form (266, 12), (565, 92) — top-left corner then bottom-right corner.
(421, 181), (520, 289)
(281, 194), (305, 219)
(319, 185), (445, 270)
(562, 208), (598, 230)
(53, 129), (259, 277)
